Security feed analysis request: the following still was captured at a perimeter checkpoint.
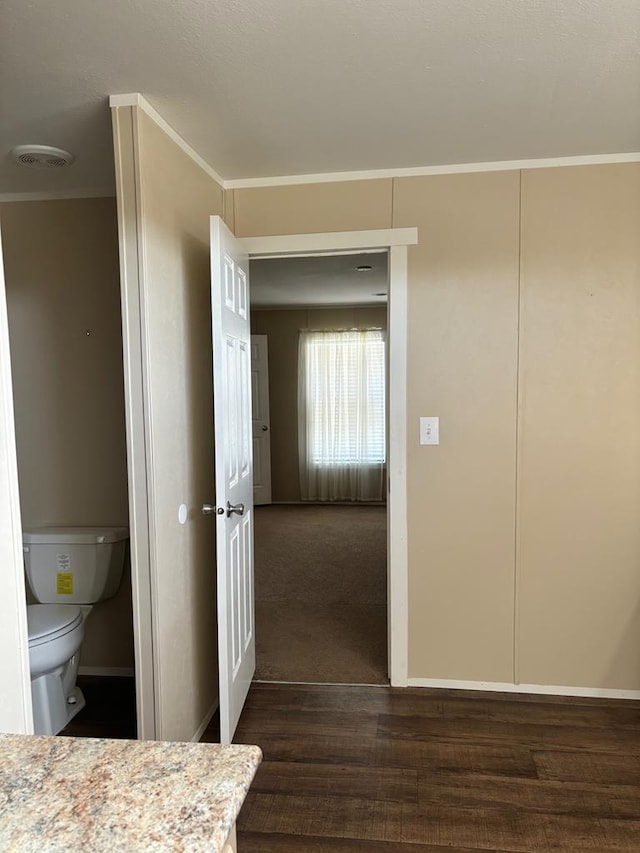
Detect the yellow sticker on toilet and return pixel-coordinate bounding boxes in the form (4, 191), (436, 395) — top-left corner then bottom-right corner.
(56, 573), (74, 595)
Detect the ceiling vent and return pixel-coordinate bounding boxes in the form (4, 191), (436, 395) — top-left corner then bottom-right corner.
(11, 145), (75, 168)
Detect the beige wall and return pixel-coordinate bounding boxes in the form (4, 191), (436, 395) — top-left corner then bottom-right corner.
(234, 180), (392, 236)
(113, 106), (223, 740)
(517, 165), (640, 689)
(0, 198), (133, 671)
(234, 162), (640, 691)
(251, 306), (387, 502)
(394, 172), (520, 683)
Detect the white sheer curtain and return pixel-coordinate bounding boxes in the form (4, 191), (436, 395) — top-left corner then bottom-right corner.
(298, 328), (386, 502)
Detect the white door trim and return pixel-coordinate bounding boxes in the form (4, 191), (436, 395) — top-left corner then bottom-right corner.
(0, 226), (33, 733)
(244, 227), (417, 687)
(387, 245), (409, 687)
(111, 105), (157, 740)
(243, 228), (417, 257)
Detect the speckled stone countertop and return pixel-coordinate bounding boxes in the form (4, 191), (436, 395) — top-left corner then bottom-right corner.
(0, 733), (261, 852)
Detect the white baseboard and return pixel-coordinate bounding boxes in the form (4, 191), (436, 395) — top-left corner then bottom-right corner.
(78, 666), (135, 678)
(268, 500), (386, 506)
(407, 677), (640, 701)
(191, 698), (219, 743)
(253, 679), (390, 688)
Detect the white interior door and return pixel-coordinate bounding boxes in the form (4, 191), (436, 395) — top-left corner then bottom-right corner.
(251, 334), (272, 505)
(210, 216), (255, 744)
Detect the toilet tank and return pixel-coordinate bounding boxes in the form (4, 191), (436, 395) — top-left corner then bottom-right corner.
(23, 527), (129, 604)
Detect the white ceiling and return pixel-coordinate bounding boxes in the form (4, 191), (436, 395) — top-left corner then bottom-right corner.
(1, 1), (639, 194)
(250, 253), (388, 308)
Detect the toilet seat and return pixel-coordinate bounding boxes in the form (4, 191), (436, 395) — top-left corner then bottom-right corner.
(27, 605), (83, 649)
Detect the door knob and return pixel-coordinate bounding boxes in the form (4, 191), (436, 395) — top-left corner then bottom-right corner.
(226, 501), (245, 518)
(261, 424), (268, 432)
(202, 504), (225, 516)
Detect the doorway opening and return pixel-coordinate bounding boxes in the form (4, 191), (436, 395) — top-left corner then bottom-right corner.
(0, 197), (137, 739)
(249, 251), (389, 684)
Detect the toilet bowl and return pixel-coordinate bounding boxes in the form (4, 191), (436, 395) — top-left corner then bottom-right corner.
(27, 604), (87, 735)
(23, 526), (129, 736)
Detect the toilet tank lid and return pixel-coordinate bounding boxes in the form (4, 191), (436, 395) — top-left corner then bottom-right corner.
(23, 526), (129, 545)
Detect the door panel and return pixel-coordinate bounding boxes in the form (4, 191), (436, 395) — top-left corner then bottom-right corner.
(210, 216), (255, 744)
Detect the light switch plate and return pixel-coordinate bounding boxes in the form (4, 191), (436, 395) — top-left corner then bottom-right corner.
(419, 416), (439, 445)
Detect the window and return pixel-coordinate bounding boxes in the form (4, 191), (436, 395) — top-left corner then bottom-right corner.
(298, 329), (386, 501)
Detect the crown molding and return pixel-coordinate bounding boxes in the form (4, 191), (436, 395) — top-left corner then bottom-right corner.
(0, 188), (115, 202)
(109, 93), (226, 188)
(107, 95), (640, 193)
(226, 151), (640, 189)
(5, 148), (635, 203)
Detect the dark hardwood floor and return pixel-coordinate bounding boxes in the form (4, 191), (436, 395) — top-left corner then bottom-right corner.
(55, 677), (640, 850)
(60, 675), (136, 739)
(227, 682), (640, 852)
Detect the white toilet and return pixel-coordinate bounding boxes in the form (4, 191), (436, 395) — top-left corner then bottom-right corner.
(23, 526), (129, 736)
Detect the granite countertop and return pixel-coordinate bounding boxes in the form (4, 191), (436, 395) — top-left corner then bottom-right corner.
(0, 733), (261, 852)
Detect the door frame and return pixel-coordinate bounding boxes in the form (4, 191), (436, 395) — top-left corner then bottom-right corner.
(243, 227), (417, 687)
(0, 225), (33, 733)
(112, 106), (157, 740)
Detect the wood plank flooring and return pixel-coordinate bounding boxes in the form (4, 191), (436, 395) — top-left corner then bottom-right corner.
(228, 682), (640, 852)
(60, 675), (136, 739)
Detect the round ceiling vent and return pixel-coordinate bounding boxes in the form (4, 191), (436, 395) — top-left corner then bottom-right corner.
(11, 145), (75, 169)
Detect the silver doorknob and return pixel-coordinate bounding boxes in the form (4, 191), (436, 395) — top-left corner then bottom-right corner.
(202, 504), (223, 516)
(261, 424), (268, 432)
(226, 501), (245, 517)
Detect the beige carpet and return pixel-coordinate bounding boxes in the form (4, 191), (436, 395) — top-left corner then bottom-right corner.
(254, 504), (388, 684)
